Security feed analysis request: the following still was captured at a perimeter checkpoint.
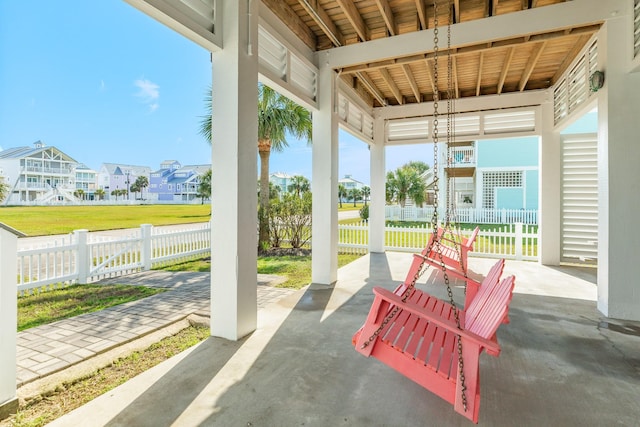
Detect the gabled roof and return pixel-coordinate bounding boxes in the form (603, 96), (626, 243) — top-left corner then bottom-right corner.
(100, 163), (151, 176)
(0, 142), (78, 163)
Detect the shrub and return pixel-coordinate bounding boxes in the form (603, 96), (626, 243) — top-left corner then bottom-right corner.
(268, 192), (312, 248)
(359, 204), (369, 221)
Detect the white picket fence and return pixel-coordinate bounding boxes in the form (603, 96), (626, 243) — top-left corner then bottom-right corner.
(16, 220), (537, 293)
(17, 223), (210, 293)
(337, 221), (539, 261)
(385, 205), (539, 225)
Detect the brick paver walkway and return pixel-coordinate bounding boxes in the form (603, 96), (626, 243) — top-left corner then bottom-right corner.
(16, 271), (294, 386)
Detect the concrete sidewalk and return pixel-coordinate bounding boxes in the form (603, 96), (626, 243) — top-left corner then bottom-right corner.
(16, 271), (294, 388)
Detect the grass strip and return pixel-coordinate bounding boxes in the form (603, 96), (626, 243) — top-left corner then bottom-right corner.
(1, 326), (209, 427)
(18, 284), (165, 331)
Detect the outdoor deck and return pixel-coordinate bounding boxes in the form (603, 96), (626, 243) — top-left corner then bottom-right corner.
(49, 253), (640, 426)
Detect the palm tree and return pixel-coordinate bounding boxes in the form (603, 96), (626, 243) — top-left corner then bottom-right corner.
(197, 169), (212, 204)
(338, 184), (347, 208)
(361, 186), (370, 206)
(0, 176), (9, 203)
(74, 189), (85, 201)
(288, 175), (310, 198)
(200, 83), (312, 250)
(348, 188), (361, 207)
(134, 176), (149, 199)
(386, 166), (426, 208)
(95, 188), (105, 200)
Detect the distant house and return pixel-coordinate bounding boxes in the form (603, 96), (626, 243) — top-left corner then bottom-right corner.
(98, 163), (151, 200)
(148, 161), (210, 202)
(0, 141), (79, 204)
(74, 164), (98, 200)
(269, 172), (294, 195)
(443, 137), (539, 210)
(339, 174), (366, 191)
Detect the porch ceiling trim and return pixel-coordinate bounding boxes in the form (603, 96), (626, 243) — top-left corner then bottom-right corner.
(124, 0), (222, 52)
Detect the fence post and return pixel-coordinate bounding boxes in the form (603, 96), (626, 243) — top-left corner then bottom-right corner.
(515, 222), (523, 260)
(0, 224), (23, 418)
(75, 229), (89, 283)
(141, 224), (153, 270)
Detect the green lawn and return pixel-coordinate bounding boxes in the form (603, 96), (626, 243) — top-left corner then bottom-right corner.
(0, 205), (211, 236)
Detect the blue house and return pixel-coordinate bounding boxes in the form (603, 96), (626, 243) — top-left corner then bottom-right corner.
(149, 161), (210, 202)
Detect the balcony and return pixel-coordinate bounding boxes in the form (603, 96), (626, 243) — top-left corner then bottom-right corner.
(46, 253), (639, 426)
(445, 146), (476, 178)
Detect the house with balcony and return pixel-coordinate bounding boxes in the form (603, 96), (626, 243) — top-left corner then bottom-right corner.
(148, 161), (210, 202)
(441, 137), (539, 213)
(98, 163), (151, 200)
(269, 172), (293, 195)
(74, 164), (98, 200)
(0, 141), (79, 204)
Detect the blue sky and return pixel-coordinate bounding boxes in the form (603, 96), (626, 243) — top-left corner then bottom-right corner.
(0, 1), (427, 185)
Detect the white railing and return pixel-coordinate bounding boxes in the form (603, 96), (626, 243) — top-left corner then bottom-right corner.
(338, 221), (539, 261)
(16, 223), (211, 293)
(385, 205), (538, 225)
(448, 147), (475, 165)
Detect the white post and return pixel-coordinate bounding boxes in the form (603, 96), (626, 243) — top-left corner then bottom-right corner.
(210, 0), (259, 339)
(539, 100), (562, 265)
(140, 224), (152, 270)
(369, 114), (386, 253)
(0, 225), (20, 418)
(515, 222), (523, 261)
(311, 63), (339, 285)
(74, 229), (89, 283)
(597, 17), (640, 321)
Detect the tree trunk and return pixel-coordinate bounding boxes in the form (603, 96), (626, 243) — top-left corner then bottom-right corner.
(258, 139), (271, 250)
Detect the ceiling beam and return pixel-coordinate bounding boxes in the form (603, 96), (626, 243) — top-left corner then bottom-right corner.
(454, 0), (461, 24)
(321, 0), (621, 69)
(335, 0), (369, 42)
(425, 58), (438, 95)
(375, 0), (397, 36)
(339, 25), (598, 74)
(476, 51), (484, 96)
(402, 64), (422, 102)
(492, 0), (499, 17)
(415, 0), (427, 29)
(297, 0), (344, 46)
(355, 71), (387, 106)
(380, 68), (404, 104)
(519, 40), (547, 91)
(453, 56), (460, 98)
(497, 47), (515, 94)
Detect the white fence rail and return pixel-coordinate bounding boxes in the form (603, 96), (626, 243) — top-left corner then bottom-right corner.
(338, 221), (539, 261)
(17, 223), (211, 293)
(16, 220), (537, 292)
(385, 205), (538, 224)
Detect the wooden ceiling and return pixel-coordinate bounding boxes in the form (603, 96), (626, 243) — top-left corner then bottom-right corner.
(263, 0), (602, 107)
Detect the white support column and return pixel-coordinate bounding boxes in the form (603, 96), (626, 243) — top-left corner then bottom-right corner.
(210, 0), (259, 339)
(369, 114), (386, 253)
(0, 227), (19, 418)
(597, 18), (640, 321)
(539, 100), (561, 265)
(311, 63), (339, 285)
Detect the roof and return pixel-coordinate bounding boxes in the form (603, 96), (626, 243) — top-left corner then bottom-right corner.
(101, 163), (152, 176)
(0, 142), (78, 163)
(263, 0), (600, 107)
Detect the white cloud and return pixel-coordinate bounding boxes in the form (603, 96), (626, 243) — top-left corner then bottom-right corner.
(134, 78), (160, 112)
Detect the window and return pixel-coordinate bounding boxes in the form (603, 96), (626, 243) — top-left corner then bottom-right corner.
(482, 171), (522, 208)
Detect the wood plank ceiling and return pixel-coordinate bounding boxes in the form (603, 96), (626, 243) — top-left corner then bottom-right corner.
(262, 0), (602, 107)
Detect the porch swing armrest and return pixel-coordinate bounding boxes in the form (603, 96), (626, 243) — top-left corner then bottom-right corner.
(372, 287), (502, 355)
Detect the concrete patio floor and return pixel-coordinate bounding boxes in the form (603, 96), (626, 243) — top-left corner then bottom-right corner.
(49, 253), (640, 426)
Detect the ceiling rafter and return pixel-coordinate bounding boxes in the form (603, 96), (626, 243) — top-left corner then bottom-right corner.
(335, 0), (369, 42)
(497, 47), (515, 94)
(401, 64), (421, 101)
(454, 0), (461, 24)
(415, 0), (427, 29)
(375, 0), (397, 36)
(452, 56), (460, 98)
(519, 40), (547, 91)
(297, 0), (344, 46)
(355, 71), (387, 106)
(424, 58), (438, 96)
(476, 51), (484, 96)
(262, 0), (316, 49)
(380, 68), (404, 104)
(551, 34), (592, 84)
(492, 0), (499, 17)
